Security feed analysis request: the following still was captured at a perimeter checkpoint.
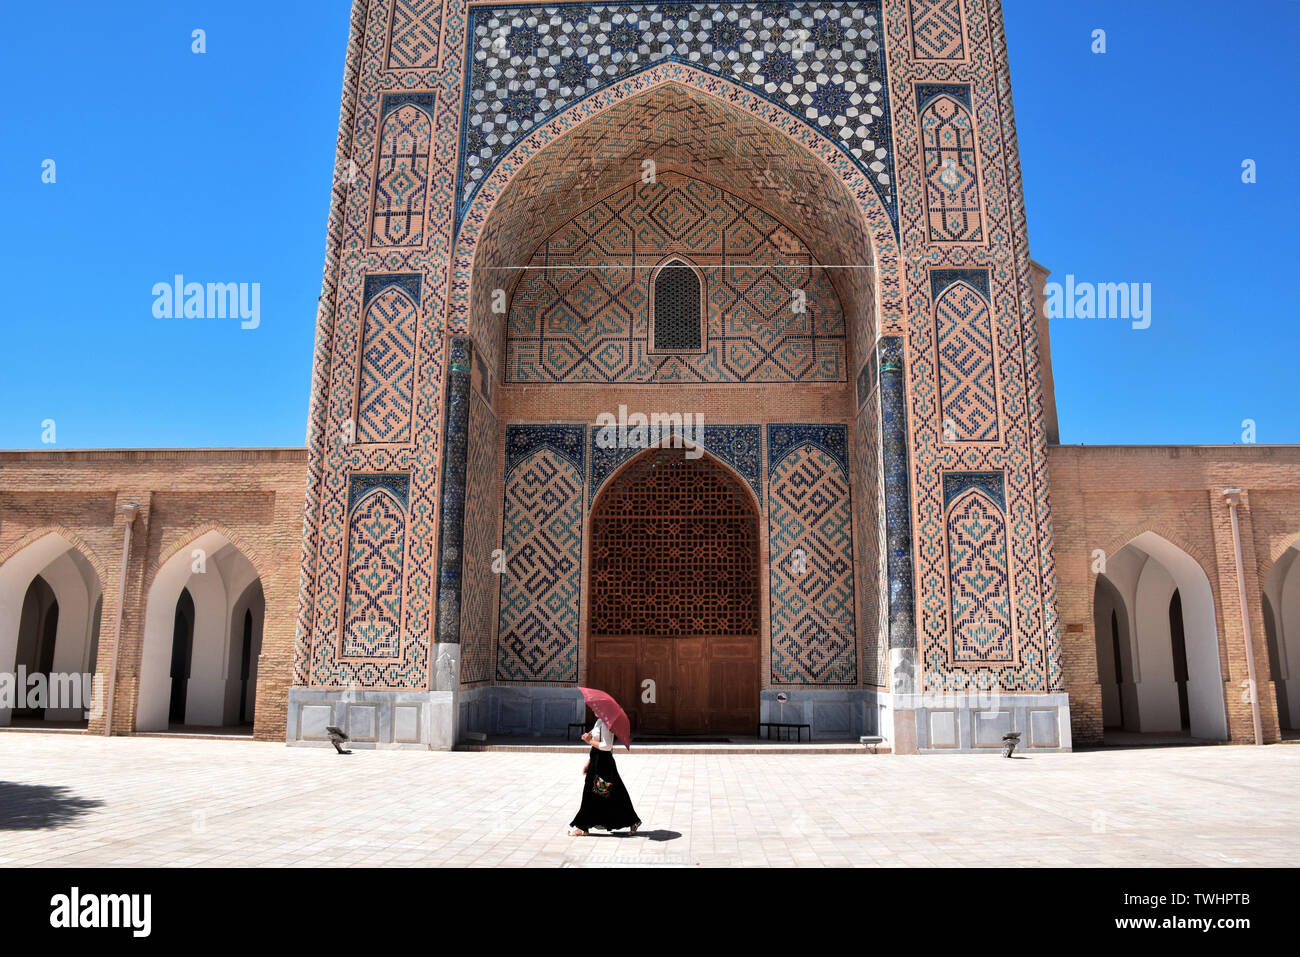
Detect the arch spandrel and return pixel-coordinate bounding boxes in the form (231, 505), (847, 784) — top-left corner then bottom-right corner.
(456, 1), (897, 230)
(450, 69), (901, 381)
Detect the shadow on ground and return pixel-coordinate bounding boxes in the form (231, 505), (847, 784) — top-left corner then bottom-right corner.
(582, 829), (682, 841)
(0, 781), (103, 830)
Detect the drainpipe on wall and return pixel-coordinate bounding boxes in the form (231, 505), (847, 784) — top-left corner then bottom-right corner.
(1223, 489), (1263, 746)
(103, 503), (139, 737)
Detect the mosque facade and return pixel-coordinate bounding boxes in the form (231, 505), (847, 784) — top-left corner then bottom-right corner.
(2, 1), (1296, 752)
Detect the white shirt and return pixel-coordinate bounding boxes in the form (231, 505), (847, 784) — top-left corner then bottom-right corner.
(590, 718), (614, 751)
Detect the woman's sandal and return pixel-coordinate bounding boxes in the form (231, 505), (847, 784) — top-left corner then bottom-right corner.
(569, 827), (588, 836)
(630, 821), (641, 833)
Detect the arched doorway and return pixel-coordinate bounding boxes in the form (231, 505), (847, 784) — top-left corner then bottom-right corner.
(1092, 573), (1136, 731)
(137, 531), (262, 732)
(0, 532), (104, 727)
(14, 576), (59, 720)
(1263, 544), (1300, 733)
(588, 447), (760, 735)
(168, 589), (194, 725)
(1091, 532), (1228, 742)
(439, 75), (892, 744)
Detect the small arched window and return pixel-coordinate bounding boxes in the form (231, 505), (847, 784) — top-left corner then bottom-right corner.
(652, 259), (703, 352)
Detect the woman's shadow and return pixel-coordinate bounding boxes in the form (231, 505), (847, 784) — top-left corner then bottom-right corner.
(587, 828), (682, 841)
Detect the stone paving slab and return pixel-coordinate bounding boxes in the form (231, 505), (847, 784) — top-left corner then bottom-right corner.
(1, 733), (1298, 867)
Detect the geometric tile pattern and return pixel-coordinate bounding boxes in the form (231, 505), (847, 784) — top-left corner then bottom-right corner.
(371, 100), (433, 247)
(295, 0), (1066, 706)
(355, 283), (418, 444)
(435, 338), (472, 643)
(942, 470), (1004, 510)
(341, 483), (408, 659)
(767, 422), (848, 474)
(460, 1), (896, 226)
(908, 0), (965, 60)
(935, 279), (997, 441)
(768, 435), (857, 685)
(297, 2), (444, 696)
(505, 172), (846, 383)
(853, 379), (887, 687)
(296, 0), (364, 689)
(918, 86), (983, 243)
(894, 1), (1062, 696)
(496, 432), (585, 681)
(944, 476), (1013, 663)
(386, 0), (443, 70)
(504, 424), (585, 476)
(459, 393), (500, 685)
(878, 336), (916, 657)
(589, 423), (762, 502)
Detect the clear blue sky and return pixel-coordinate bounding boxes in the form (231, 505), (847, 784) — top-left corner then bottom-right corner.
(1, 0), (1296, 449)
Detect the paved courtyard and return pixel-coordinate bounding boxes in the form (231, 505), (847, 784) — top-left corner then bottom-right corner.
(1, 733), (1298, 867)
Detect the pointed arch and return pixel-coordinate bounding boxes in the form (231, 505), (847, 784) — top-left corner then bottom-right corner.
(1263, 529), (1300, 579)
(587, 444), (762, 733)
(1091, 531), (1229, 741)
(1097, 523), (1217, 582)
(1093, 572), (1137, 730)
(919, 92), (984, 243)
(0, 526), (109, 586)
(594, 432), (764, 520)
(370, 101), (433, 246)
(340, 485), (409, 660)
(649, 255), (705, 354)
(450, 66), (900, 382)
(146, 523), (268, 593)
(138, 528), (263, 732)
(0, 530), (105, 726)
(1263, 542), (1300, 730)
(943, 484), (1013, 663)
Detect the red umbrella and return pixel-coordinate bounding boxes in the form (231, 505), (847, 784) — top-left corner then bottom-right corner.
(578, 687), (631, 751)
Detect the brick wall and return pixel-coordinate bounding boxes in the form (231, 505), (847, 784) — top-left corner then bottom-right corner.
(1048, 444), (1300, 746)
(0, 449), (307, 741)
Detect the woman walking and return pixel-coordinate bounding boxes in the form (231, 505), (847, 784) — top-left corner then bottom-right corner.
(569, 716), (641, 835)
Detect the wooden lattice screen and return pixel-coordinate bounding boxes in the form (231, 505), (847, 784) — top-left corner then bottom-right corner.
(589, 448), (759, 637)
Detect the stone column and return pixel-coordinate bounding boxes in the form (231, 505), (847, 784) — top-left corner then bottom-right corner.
(880, 337), (917, 692)
(879, 336), (919, 754)
(431, 337), (472, 745)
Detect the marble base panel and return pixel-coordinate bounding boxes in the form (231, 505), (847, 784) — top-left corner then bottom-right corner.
(457, 685), (586, 740)
(286, 688), (459, 751)
(874, 690), (1074, 754)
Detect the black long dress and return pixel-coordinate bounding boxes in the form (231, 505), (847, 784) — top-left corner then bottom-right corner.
(570, 746), (641, 832)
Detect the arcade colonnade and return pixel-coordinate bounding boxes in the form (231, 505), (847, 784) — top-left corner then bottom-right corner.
(0, 449), (305, 737)
(1051, 444), (1300, 746)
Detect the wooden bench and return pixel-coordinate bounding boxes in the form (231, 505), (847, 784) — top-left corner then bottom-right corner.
(758, 721), (811, 742)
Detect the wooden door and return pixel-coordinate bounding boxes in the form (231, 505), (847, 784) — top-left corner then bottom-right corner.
(708, 637), (760, 734)
(588, 637), (639, 728)
(588, 448), (761, 738)
(674, 638), (708, 732)
(639, 638), (673, 732)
